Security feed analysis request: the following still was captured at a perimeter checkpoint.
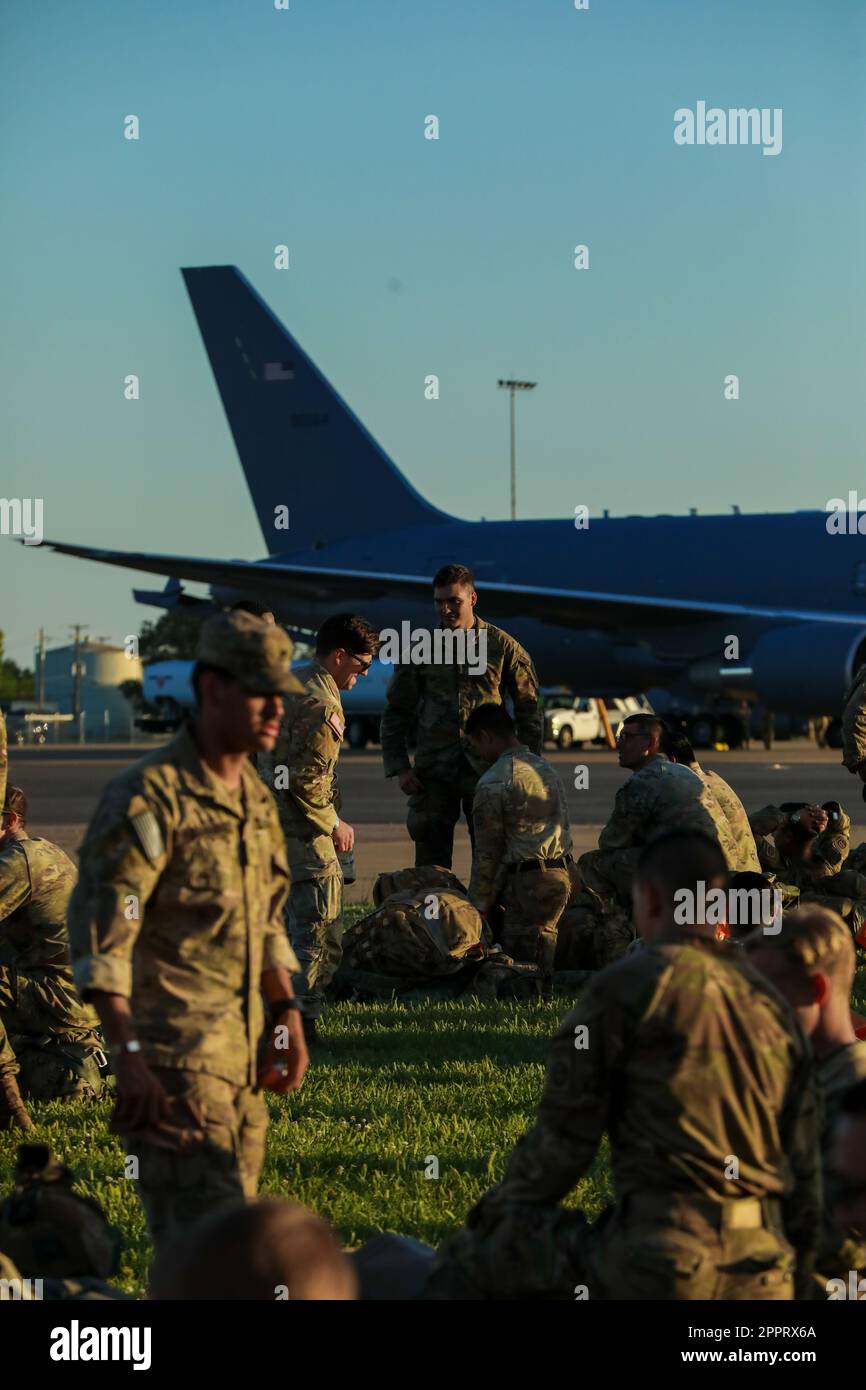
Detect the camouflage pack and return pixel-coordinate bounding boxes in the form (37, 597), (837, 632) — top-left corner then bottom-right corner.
(371, 864), (467, 907)
(341, 883), (488, 981)
(14, 1037), (112, 1103)
(0, 1145), (121, 1280)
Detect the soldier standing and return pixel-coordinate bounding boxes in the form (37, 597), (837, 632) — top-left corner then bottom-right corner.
(0, 785), (105, 1130)
(464, 703), (572, 974)
(427, 831), (821, 1301)
(273, 613), (379, 1043)
(380, 563), (543, 869)
(67, 611), (309, 1263)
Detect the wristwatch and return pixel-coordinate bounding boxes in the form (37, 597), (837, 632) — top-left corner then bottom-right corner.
(269, 998), (301, 1026)
(109, 1039), (142, 1058)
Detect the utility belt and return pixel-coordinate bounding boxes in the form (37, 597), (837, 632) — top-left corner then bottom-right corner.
(506, 853), (573, 877)
(623, 1191), (783, 1232)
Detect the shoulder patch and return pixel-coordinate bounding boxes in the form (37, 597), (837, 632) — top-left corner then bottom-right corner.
(326, 710), (345, 739)
(129, 810), (165, 865)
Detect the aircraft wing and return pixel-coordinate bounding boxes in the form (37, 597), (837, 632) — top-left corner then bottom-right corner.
(37, 539), (866, 629)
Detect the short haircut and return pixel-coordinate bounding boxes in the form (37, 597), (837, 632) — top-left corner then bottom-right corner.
(433, 563), (475, 591)
(634, 830), (727, 905)
(660, 724), (697, 765)
(315, 613), (379, 658)
(839, 1077), (866, 1120)
(623, 712), (665, 743)
(728, 871), (778, 937)
(149, 1198), (357, 1301)
(744, 904), (855, 981)
(2, 785), (27, 825)
(191, 661), (235, 706)
(464, 702), (515, 738)
(230, 599), (273, 619)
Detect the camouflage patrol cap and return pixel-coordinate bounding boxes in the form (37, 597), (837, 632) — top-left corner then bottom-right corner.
(197, 610), (303, 695)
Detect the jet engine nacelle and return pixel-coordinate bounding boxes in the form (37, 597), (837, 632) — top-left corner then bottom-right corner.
(748, 623), (866, 714)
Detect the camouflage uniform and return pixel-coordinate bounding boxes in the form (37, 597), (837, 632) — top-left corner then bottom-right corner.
(814, 1040), (866, 1290)
(0, 834), (104, 1100)
(273, 661), (346, 1021)
(470, 746), (572, 972)
(67, 724), (299, 1260)
(688, 761), (760, 872)
(841, 664), (866, 777)
(0, 710), (6, 813)
(380, 616), (543, 868)
(572, 756), (741, 967)
(750, 804), (866, 935)
(579, 756), (740, 907)
(427, 935), (821, 1300)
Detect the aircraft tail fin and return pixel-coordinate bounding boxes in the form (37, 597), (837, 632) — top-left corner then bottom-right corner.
(181, 266), (450, 552)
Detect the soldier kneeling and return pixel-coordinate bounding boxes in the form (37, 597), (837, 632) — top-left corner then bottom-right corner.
(0, 786), (108, 1129)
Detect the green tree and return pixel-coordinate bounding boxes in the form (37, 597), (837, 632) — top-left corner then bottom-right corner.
(138, 610), (206, 663)
(0, 631), (34, 700)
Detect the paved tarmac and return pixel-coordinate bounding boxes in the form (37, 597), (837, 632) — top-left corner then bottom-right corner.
(10, 738), (864, 904)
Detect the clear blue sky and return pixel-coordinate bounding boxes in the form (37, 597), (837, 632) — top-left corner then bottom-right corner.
(2, 0), (864, 667)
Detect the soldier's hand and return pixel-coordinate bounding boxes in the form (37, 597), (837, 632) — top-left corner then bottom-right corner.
(332, 819), (355, 853)
(801, 806), (828, 834)
(257, 1009), (309, 1094)
(398, 768), (424, 795)
(111, 1053), (172, 1135)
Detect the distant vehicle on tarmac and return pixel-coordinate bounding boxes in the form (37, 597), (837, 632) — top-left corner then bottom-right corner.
(544, 694), (653, 749)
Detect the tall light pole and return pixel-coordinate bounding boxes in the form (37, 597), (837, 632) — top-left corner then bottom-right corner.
(497, 379), (536, 520)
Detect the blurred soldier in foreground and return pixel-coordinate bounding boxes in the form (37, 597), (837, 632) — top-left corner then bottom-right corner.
(68, 611), (309, 1264)
(427, 831), (821, 1300)
(661, 726), (760, 872)
(749, 801), (866, 939)
(841, 662), (866, 790)
(380, 563), (543, 869)
(230, 599), (277, 786)
(745, 905), (866, 1292)
(464, 702), (572, 975)
(0, 708), (6, 812)
(0, 786), (105, 1130)
(829, 1078), (866, 1287)
(150, 1197), (357, 1300)
(273, 613), (379, 1043)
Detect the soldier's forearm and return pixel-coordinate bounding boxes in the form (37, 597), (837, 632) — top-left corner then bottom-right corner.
(87, 991), (137, 1046)
(261, 966), (297, 1002)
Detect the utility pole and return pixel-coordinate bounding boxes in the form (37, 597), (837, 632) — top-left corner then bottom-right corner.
(497, 379), (537, 520)
(37, 628), (48, 706)
(70, 624), (88, 722)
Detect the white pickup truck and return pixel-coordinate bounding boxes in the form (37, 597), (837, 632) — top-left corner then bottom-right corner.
(544, 695), (653, 749)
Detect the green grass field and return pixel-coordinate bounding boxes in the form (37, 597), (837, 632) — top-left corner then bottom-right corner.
(2, 918), (864, 1297)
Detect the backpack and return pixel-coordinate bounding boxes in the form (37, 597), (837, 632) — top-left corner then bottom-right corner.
(0, 1145), (121, 1280)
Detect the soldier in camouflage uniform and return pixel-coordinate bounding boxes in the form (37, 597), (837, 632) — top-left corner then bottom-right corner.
(272, 614), (379, 1042)
(0, 708), (6, 814)
(829, 1079), (866, 1291)
(68, 611), (309, 1264)
(749, 801), (866, 938)
(744, 905), (866, 1293)
(661, 726), (760, 872)
(426, 831), (821, 1301)
(380, 563), (543, 869)
(464, 703), (572, 975)
(565, 714), (740, 970)
(0, 786), (105, 1129)
(841, 662), (866, 786)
